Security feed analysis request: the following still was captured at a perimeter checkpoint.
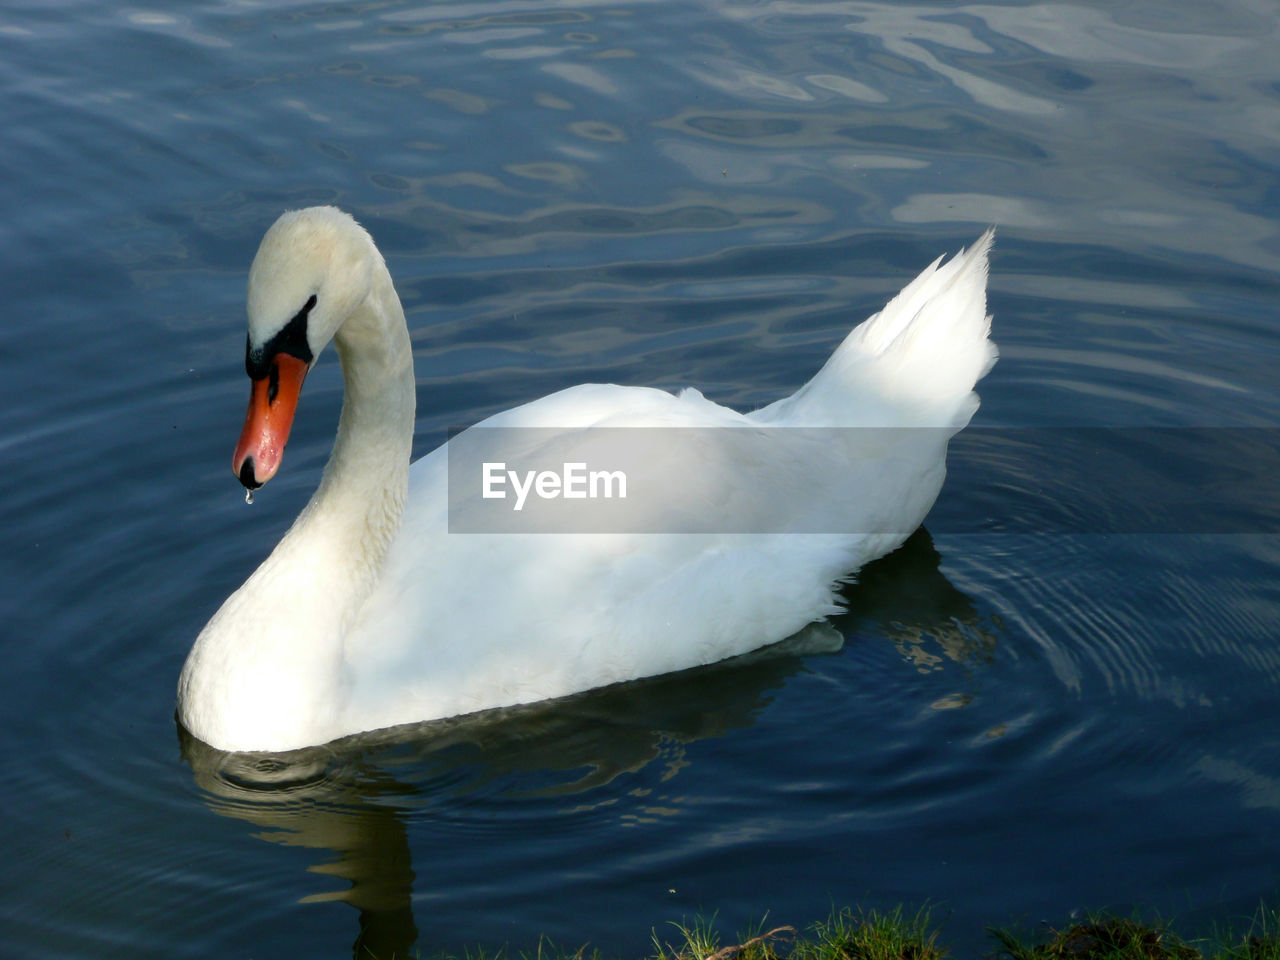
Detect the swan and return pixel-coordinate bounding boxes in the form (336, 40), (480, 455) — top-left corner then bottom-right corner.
(177, 206), (996, 753)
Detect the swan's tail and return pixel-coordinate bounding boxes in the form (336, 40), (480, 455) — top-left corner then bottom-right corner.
(755, 229), (996, 427)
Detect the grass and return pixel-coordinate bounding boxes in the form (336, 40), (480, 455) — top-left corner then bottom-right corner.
(1213, 907), (1280, 960)
(648, 907), (944, 960)
(796, 906), (945, 960)
(991, 907), (1280, 960)
(417, 905), (1280, 960)
(989, 916), (1200, 960)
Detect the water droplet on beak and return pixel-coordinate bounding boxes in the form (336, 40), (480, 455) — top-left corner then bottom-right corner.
(245, 489), (255, 505)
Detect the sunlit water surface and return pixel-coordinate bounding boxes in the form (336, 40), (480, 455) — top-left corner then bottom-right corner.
(2, 1), (1278, 957)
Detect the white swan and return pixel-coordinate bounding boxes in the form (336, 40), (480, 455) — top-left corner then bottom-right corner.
(177, 206), (996, 753)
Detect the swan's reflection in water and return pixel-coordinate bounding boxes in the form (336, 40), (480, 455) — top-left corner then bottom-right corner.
(180, 529), (996, 960)
(180, 736), (421, 958)
(843, 529), (996, 677)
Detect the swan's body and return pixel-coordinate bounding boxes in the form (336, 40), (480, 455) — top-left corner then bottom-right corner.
(178, 207), (995, 753)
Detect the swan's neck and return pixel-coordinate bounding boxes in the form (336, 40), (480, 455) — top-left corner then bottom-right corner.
(296, 268), (416, 608)
(178, 266), (415, 752)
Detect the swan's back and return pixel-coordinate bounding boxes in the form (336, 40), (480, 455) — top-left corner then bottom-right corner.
(340, 232), (995, 731)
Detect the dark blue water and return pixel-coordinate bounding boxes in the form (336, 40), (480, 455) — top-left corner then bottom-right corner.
(2, 1), (1279, 957)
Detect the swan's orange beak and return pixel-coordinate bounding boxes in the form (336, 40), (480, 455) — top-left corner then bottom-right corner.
(232, 353), (309, 490)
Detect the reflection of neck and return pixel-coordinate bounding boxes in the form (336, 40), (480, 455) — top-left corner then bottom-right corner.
(347, 803), (419, 960)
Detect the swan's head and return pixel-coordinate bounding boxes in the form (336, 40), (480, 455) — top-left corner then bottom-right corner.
(233, 206), (380, 490)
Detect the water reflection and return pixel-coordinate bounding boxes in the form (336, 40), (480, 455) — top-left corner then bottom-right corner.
(840, 528), (997, 675)
(180, 528), (993, 959)
(181, 734), (420, 959)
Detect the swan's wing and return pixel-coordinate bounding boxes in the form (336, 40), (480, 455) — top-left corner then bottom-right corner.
(340, 383), (939, 730)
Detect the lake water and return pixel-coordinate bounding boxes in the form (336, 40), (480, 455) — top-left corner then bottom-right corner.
(2, 1), (1278, 957)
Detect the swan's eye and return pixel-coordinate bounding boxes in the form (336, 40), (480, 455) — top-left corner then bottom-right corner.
(246, 294), (318, 380)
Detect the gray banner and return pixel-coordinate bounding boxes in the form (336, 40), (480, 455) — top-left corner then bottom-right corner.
(444, 426), (1280, 534)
